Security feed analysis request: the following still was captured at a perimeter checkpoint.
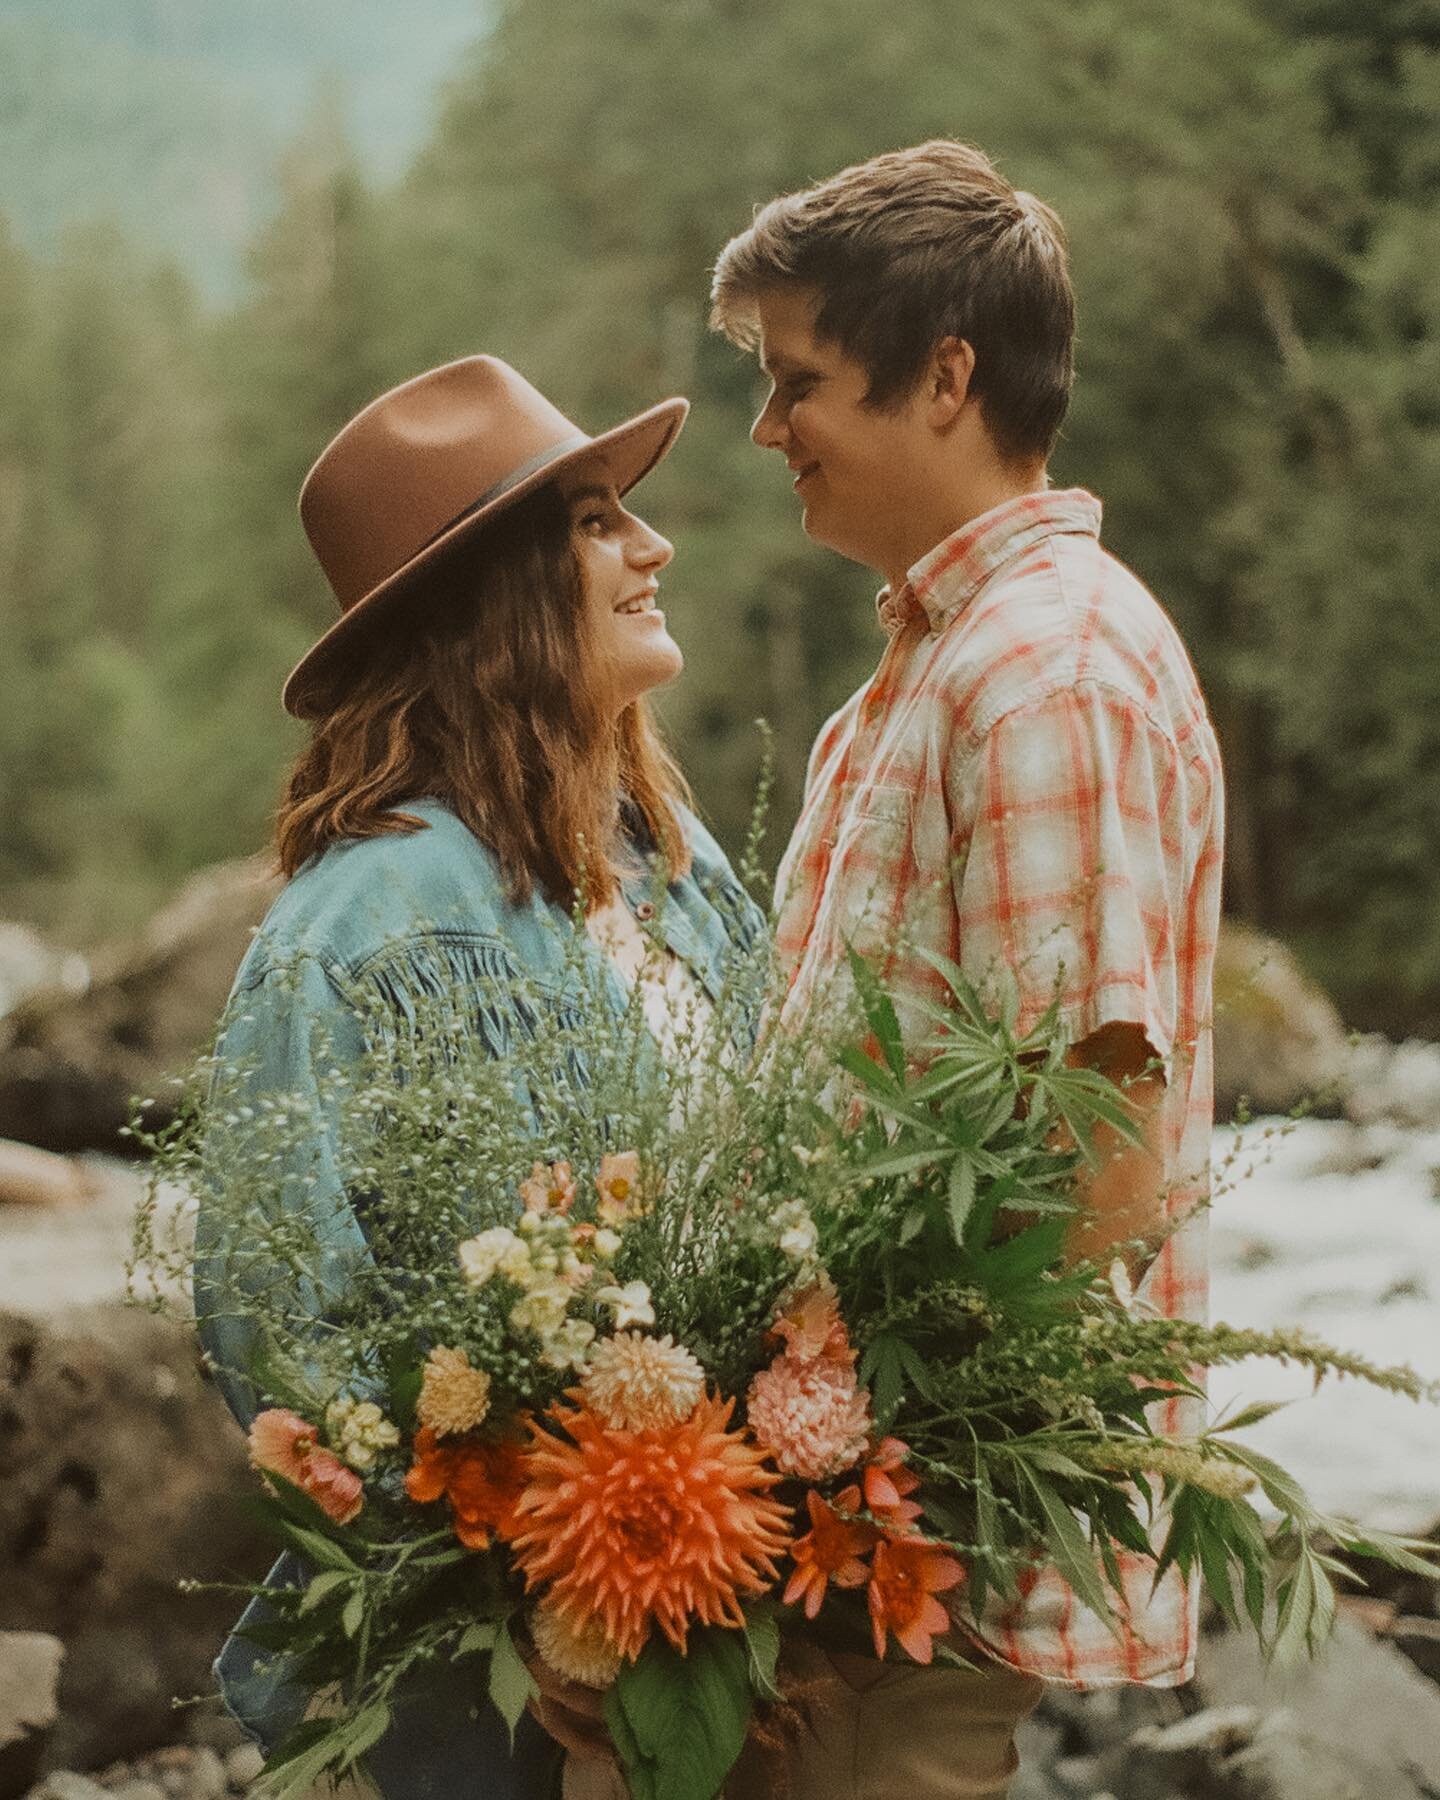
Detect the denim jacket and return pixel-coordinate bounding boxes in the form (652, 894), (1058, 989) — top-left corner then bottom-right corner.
(193, 798), (765, 1799)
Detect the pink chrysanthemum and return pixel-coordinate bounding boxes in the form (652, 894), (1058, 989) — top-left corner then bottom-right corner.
(746, 1352), (872, 1483)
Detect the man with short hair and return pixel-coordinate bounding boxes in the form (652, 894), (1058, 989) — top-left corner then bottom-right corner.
(709, 140), (1224, 1796)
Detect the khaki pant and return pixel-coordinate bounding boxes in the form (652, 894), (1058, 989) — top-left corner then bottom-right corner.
(564, 1643), (1043, 1800)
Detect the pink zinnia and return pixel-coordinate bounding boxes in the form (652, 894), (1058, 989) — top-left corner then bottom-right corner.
(746, 1352), (872, 1482)
(248, 1408), (364, 1525)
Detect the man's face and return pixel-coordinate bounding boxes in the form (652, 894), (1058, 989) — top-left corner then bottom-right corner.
(750, 286), (936, 581)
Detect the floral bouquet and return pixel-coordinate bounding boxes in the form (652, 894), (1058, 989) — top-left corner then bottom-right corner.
(132, 927), (1437, 1800)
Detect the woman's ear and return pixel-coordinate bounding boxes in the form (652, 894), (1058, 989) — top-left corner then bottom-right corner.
(927, 337), (975, 429)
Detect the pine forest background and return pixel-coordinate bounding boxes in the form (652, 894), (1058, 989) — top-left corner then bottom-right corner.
(3, 0), (1439, 1037)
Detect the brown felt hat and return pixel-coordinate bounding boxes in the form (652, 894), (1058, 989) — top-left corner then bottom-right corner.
(282, 355), (688, 718)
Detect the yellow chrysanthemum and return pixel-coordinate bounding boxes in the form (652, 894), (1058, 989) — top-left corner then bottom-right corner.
(529, 1601), (622, 1689)
(580, 1332), (705, 1431)
(416, 1346), (492, 1437)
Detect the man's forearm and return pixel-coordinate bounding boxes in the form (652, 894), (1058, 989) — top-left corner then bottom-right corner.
(1062, 1022), (1168, 1280)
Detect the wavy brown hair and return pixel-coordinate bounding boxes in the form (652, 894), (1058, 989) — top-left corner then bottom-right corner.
(275, 482), (692, 905)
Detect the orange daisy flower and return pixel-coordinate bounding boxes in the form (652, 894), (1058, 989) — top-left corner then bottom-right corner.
(404, 1426), (527, 1550)
(867, 1536), (964, 1663)
(782, 1489), (878, 1619)
(510, 1392), (791, 1662)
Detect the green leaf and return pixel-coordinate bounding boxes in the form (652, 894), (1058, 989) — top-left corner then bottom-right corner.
(458, 1622), (499, 1656)
(859, 1335), (903, 1424)
(947, 1155), (977, 1241)
(281, 1523), (361, 1574)
(603, 1688), (654, 1800)
(341, 1588), (365, 1639)
(893, 1335), (938, 1401)
(488, 1621), (537, 1747)
(337, 1703), (392, 1774)
(899, 1204), (926, 1245)
(298, 1570), (348, 1614)
(1023, 1472), (1120, 1635)
(741, 1607), (782, 1700)
(1210, 1399), (1292, 1434)
(846, 946), (907, 1080)
(610, 1629), (752, 1800)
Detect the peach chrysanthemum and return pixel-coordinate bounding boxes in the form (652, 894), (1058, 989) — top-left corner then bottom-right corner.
(745, 1352), (872, 1482)
(530, 1602), (622, 1689)
(248, 1408), (364, 1525)
(580, 1332), (705, 1431)
(416, 1346), (493, 1437)
(510, 1392), (792, 1662)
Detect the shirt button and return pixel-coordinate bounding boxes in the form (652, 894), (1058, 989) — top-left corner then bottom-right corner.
(634, 900), (656, 922)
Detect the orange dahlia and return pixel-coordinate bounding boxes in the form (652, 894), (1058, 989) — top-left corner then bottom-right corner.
(867, 1535), (964, 1663)
(404, 1426), (527, 1550)
(782, 1489), (877, 1619)
(510, 1392), (792, 1661)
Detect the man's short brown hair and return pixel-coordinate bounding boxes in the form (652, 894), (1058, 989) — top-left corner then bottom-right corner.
(710, 140), (1075, 463)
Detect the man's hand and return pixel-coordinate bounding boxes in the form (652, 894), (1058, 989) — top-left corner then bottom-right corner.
(1062, 1020), (1168, 1282)
(524, 1654), (616, 1765)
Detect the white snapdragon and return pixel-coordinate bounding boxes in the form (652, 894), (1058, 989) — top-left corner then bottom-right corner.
(458, 1226), (533, 1289)
(509, 1274), (573, 1340)
(596, 1279), (655, 1331)
(773, 1199), (819, 1262)
(540, 1317), (598, 1371)
(325, 1396), (401, 1471)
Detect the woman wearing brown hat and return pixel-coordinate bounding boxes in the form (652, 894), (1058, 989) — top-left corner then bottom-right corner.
(192, 357), (766, 1799)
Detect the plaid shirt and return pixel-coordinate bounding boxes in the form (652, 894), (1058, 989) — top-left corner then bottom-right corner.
(775, 489), (1224, 1687)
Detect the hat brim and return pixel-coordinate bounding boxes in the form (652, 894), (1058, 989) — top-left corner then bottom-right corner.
(281, 395), (689, 719)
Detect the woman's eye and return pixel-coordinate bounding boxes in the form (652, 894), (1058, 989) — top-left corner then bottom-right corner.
(579, 510), (608, 534)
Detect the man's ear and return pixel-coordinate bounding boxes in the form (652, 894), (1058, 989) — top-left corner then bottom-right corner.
(927, 337), (975, 428)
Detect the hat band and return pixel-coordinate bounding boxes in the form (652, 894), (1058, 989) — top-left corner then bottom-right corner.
(418, 431), (592, 554)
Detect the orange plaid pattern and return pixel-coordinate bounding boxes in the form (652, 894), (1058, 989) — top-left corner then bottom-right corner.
(775, 489), (1224, 1687)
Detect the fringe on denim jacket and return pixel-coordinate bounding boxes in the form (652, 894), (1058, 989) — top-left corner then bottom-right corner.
(191, 798), (767, 1800)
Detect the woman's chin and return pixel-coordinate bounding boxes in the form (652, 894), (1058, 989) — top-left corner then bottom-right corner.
(614, 643), (684, 711)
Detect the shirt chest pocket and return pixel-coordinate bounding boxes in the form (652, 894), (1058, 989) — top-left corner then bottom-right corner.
(823, 785), (913, 957)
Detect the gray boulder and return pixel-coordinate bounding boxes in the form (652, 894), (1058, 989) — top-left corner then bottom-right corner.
(0, 1633), (63, 1800)
(0, 858), (282, 1155)
(0, 1306), (269, 1774)
(1212, 921), (1350, 1121)
(1197, 1614), (1440, 1796)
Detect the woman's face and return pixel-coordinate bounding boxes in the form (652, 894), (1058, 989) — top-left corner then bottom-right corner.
(563, 474), (682, 712)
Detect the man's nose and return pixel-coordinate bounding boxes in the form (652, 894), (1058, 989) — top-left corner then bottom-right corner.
(751, 393), (788, 451)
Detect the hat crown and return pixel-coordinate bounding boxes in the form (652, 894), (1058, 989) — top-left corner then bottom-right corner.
(299, 356), (587, 612)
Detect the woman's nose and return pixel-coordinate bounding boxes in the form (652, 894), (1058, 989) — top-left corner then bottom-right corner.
(628, 518), (674, 569)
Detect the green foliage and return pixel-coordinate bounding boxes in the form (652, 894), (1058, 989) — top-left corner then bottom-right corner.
(605, 1630), (753, 1800)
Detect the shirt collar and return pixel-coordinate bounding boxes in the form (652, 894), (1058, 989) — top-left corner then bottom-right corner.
(875, 488), (1103, 637)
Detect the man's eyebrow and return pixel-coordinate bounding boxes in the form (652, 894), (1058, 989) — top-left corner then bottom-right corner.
(565, 483), (613, 507)
(760, 351), (816, 379)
